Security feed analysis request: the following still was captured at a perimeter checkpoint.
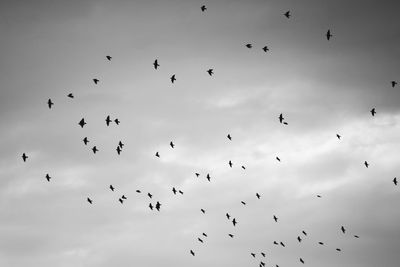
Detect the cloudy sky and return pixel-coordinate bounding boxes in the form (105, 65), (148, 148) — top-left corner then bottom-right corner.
(1, 0), (400, 266)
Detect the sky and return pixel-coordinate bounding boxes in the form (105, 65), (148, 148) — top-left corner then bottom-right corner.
(0, 0), (400, 266)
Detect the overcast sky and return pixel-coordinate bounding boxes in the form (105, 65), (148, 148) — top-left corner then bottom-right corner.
(1, 0), (400, 266)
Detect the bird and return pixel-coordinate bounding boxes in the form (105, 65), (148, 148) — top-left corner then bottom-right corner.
(341, 226), (346, 234)
(256, 193), (261, 199)
(262, 46), (269, 52)
(391, 81), (397, 87)
(92, 146), (98, 154)
(228, 234), (234, 238)
(106, 55), (112, 61)
(67, 93), (74, 98)
(273, 241), (279, 245)
(297, 236), (302, 242)
(78, 118), (86, 128)
(87, 197), (93, 204)
(284, 10), (290, 18)
(198, 238), (203, 243)
(170, 141), (175, 148)
(283, 122), (288, 125)
(228, 160), (233, 168)
(118, 198), (123, 204)
(170, 74), (176, 83)
(201, 5), (207, 12)
(318, 242), (324, 245)
(370, 108), (376, 116)
(300, 258), (305, 264)
(83, 137), (89, 145)
(241, 201), (246, 205)
(45, 173), (51, 182)
(232, 218), (237, 226)
(276, 157), (281, 162)
(147, 193), (153, 199)
(251, 253), (256, 258)
(22, 153), (28, 162)
(273, 215), (278, 222)
(136, 190), (141, 193)
(195, 173), (200, 177)
(149, 203), (153, 210)
(153, 59), (159, 69)
(93, 78), (99, 84)
(317, 195), (322, 198)
(121, 195), (127, 200)
(227, 134), (232, 140)
(200, 209), (205, 214)
(241, 165), (246, 170)
(206, 173), (211, 182)
(280, 242), (285, 247)
(114, 118), (120, 125)
(326, 29), (332, 40)
(246, 43), (252, 48)
(226, 213), (231, 220)
(261, 252), (266, 257)
(336, 134), (341, 140)
(118, 141), (124, 148)
(202, 233), (208, 237)
(105, 116), (112, 126)
(336, 248), (342, 252)
(172, 187), (177, 195)
(116, 146), (121, 155)
(155, 201), (161, 211)
(302, 230), (307, 236)
(109, 185), (114, 191)
(354, 235), (360, 238)
(364, 161), (369, 168)
(155, 152), (160, 158)
(393, 177), (397, 185)
(279, 113), (284, 123)
(47, 99), (54, 109)
(178, 190), (183, 195)
(190, 250), (195, 256)
(207, 69), (214, 76)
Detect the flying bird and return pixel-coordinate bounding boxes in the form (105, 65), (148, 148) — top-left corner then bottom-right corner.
(300, 258), (305, 264)
(241, 201), (246, 205)
(149, 203), (153, 210)
(251, 253), (256, 258)
(256, 193), (260, 199)
(155, 152), (160, 158)
(317, 195), (322, 198)
(105, 116), (112, 126)
(153, 59), (159, 69)
(273, 241), (279, 245)
(226, 213), (231, 220)
(207, 69), (214, 76)
(67, 93), (74, 98)
(116, 146), (121, 155)
(202, 232), (208, 237)
(284, 10), (291, 18)
(87, 197), (93, 204)
(106, 55), (112, 61)
(336, 248), (342, 252)
(232, 218), (237, 226)
(326, 29), (332, 40)
(78, 118), (86, 128)
(170, 141), (175, 148)
(341, 226), (346, 234)
(109, 185), (114, 191)
(276, 157), (281, 162)
(354, 235), (360, 238)
(279, 113), (284, 123)
(121, 195), (127, 200)
(318, 242), (324, 245)
(136, 190), (141, 193)
(83, 137), (89, 145)
(170, 74), (176, 83)
(147, 193), (153, 199)
(92, 146), (98, 154)
(206, 173), (211, 182)
(392, 81), (397, 87)
(228, 160), (233, 168)
(114, 118), (120, 125)
(118, 141), (124, 148)
(370, 108), (376, 116)
(262, 46), (269, 52)
(200, 209), (205, 214)
(302, 230), (307, 236)
(93, 78), (99, 84)
(364, 161), (369, 168)
(155, 201), (161, 211)
(227, 134), (232, 140)
(228, 234), (234, 238)
(273, 215), (278, 222)
(178, 190), (184, 195)
(201, 5), (207, 12)
(393, 177), (397, 186)
(280, 242), (285, 247)
(22, 153), (28, 162)
(47, 99), (54, 109)
(119, 198), (123, 204)
(198, 238), (204, 243)
(261, 252), (266, 257)
(241, 165), (246, 170)
(195, 173), (200, 177)
(172, 187), (177, 195)
(190, 250), (195, 256)
(297, 236), (302, 242)
(245, 43), (252, 49)
(336, 134), (341, 140)
(45, 173), (51, 182)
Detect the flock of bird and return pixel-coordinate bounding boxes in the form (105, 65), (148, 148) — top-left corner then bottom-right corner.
(19, 4), (398, 267)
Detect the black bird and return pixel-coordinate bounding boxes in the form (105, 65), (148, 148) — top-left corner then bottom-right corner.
(155, 152), (160, 158)
(87, 197), (93, 204)
(202, 233), (208, 237)
(106, 55), (112, 61)
(206, 173), (211, 182)
(241, 201), (246, 205)
(78, 118), (86, 128)
(276, 157), (281, 162)
(149, 203), (153, 210)
(119, 198), (123, 204)
(317, 195), (322, 198)
(280, 242), (285, 247)
(273, 241), (279, 245)
(336, 134), (341, 140)
(109, 185), (114, 191)
(256, 193), (261, 199)
(198, 238), (204, 243)
(354, 235), (360, 238)
(155, 201), (161, 211)
(318, 242), (324, 245)
(67, 93), (74, 98)
(153, 59), (159, 69)
(190, 250), (195, 256)
(241, 165), (246, 170)
(261, 252), (266, 257)
(116, 146), (121, 155)
(105, 115), (112, 126)
(246, 43), (252, 49)
(226, 213), (231, 220)
(47, 99), (54, 109)
(172, 187), (177, 195)
(136, 190), (141, 193)
(341, 226), (346, 234)
(170, 74), (176, 83)
(393, 177), (397, 186)
(121, 195), (127, 200)
(284, 10), (291, 18)
(300, 258), (305, 264)
(93, 78), (99, 84)
(92, 146), (98, 154)
(207, 69), (214, 76)
(336, 248), (342, 252)
(232, 218), (237, 226)
(279, 113), (284, 123)
(273, 215), (278, 222)
(326, 29), (332, 40)
(170, 141), (175, 148)
(227, 134), (232, 140)
(201, 5), (207, 12)
(201, 209), (205, 214)
(297, 236), (302, 242)
(370, 108), (376, 116)
(178, 190), (183, 195)
(283, 122), (288, 125)
(391, 81), (397, 87)
(83, 137), (89, 145)
(262, 46), (269, 52)
(147, 193), (153, 199)
(228, 234), (234, 238)
(195, 173), (200, 177)
(114, 118), (120, 125)
(228, 160), (233, 168)
(251, 253), (256, 258)
(45, 173), (51, 182)
(22, 153), (28, 162)
(364, 161), (369, 168)
(302, 230), (307, 236)
(118, 141), (124, 148)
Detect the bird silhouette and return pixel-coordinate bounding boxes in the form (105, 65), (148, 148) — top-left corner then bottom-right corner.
(116, 146), (121, 155)
(121, 195), (127, 199)
(227, 134), (232, 140)
(149, 203), (153, 210)
(226, 213), (231, 220)
(228, 234), (234, 238)
(207, 69), (214, 76)
(284, 11), (291, 18)
(106, 56), (112, 61)
(393, 177), (398, 185)
(392, 81), (397, 87)
(22, 153), (28, 162)
(261, 252), (266, 257)
(136, 190), (141, 193)
(354, 235), (360, 238)
(47, 99), (54, 109)
(170, 141), (175, 148)
(155, 201), (161, 211)
(78, 118), (86, 128)
(93, 78), (99, 84)
(318, 242), (324, 245)
(45, 173), (51, 182)
(297, 236), (302, 242)
(336, 134), (341, 140)
(370, 108), (376, 116)
(198, 238), (204, 243)
(92, 146), (98, 154)
(202, 233), (208, 237)
(201, 5), (207, 12)
(119, 198), (123, 204)
(148, 193), (153, 199)
(190, 250), (195, 256)
(109, 185), (114, 191)
(273, 215), (278, 222)
(279, 113), (284, 123)
(232, 218), (237, 226)
(341, 226), (346, 234)
(114, 118), (120, 125)
(105, 115), (112, 126)
(172, 187), (177, 195)
(67, 93), (74, 98)
(241, 165), (246, 170)
(228, 160), (233, 168)
(170, 74), (176, 83)
(273, 241), (279, 245)
(178, 190), (183, 195)
(364, 161), (369, 168)
(118, 141), (124, 148)
(87, 197), (93, 204)
(153, 59), (159, 69)
(317, 195), (322, 198)
(300, 258), (305, 264)
(206, 173), (211, 182)
(276, 157), (281, 162)
(326, 29), (332, 40)
(246, 43), (253, 48)
(251, 253), (256, 258)
(262, 46), (269, 52)
(256, 193), (261, 199)
(336, 248), (342, 252)
(280, 242), (285, 247)
(302, 230), (307, 236)
(155, 152), (160, 158)
(83, 137), (89, 145)
(195, 173), (200, 177)
(201, 209), (205, 214)
(241, 201), (246, 205)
